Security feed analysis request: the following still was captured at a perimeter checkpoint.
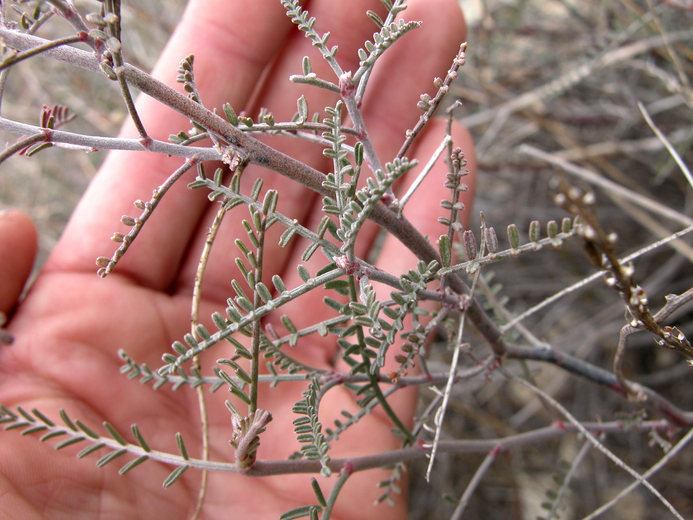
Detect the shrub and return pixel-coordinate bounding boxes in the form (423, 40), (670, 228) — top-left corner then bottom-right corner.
(1, 1), (693, 519)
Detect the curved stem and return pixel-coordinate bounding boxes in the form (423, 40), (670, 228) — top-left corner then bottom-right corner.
(189, 199), (228, 519)
(0, 132), (45, 165)
(0, 33), (82, 73)
(321, 468), (351, 520)
(0, 27), (511, 366)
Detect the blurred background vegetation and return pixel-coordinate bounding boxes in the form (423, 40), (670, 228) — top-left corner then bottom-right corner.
(2, 1), (693, 518)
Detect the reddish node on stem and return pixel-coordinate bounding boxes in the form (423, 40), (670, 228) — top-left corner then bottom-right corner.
(607, 382), (627, 395)
(335, 255), (359, 276)
(339, 72), (355, 98)
(139, 136), (153, 151)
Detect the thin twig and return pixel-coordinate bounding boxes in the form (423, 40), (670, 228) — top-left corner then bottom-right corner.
(0, 132), (45, 164)
(5, 404), (669, 475)
(643, 0), (693, 109)
(396, 42), (467, 160)
(449, 445), (500, 520)
(500, 224), (693, 333)
(582, 425), (693, 519)
(520, 144), (693, 227)
(248, 213), (266, 417)
(96, 156), (198, 276)
(504, 370), (684, 520)
(188, 199), (229, 520)
(342, 74), (383, 183)
(321, 468), (351, 520)
(546, 439), (592, 520)
(505, 342), (693, 426)
(426, 222), (486, 480)
(396, 134), (451, 217)
(0, 117), (220, 159)
(638, 101), (693, 189)
(0, 33), (83, 72)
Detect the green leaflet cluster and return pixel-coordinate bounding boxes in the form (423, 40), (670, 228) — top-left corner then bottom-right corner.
(342, 158), (414, 252)
(292, 378), (332, 477)
(0, 406), (194, 488)
(168, 54), (210, 146)
(281, 0), (341, 75)
(319, 101), (361, 251)
(370, 260), (438, 373)
(353, 18), (421, 85)
(437, 216), (580, 278)
(320, 100), (416, 256)
(158, 265), (346, 372)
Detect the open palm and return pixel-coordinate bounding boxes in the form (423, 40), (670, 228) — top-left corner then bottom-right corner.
(0, 0), (473, 518)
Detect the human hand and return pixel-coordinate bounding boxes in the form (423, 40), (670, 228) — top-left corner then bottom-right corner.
(0, 0), (474, 518)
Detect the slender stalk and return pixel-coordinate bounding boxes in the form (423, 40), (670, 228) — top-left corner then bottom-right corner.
(500, 224), (693, 333)
(189, 200), (228, 520)
(0, 117), (219, 158)
(104, 0), (149, 144)
(505, 342), (693, 425)
(346, 274), (416, 443)
(249, 215), (266, 417)
(0, 406), (673, 478)
(428, 223), (486, 480)
(0, 67), (9, 112)
(367, 368), (415, 443)
(545, 440), (592, 520)
(114, 58), (149, 143)
(0, 132), (45, 164)
(321, 468), (351, 520)
(450, 445), (500, 520)
(504, 369), (683, 520)
(583, 425), (693, 520)
(638, 101), (693, 188)
(342, 80), (383, 181)
(0, 34), (82, 73)
(521, 144), (693, 226)
(396, 135), (451, 218)
(0, 28), (510, 357)
(396, 42), (467, 160)
(97, 157), (198, 277)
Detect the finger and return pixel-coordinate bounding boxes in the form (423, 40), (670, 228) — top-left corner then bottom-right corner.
(377, 118), (476, 286)
(0, 211), (37, 316)
(332, 0), (468, 262)
(270, 0), (468, 339)
(171, 0), (393, 301)
(47, 0), (295, 288)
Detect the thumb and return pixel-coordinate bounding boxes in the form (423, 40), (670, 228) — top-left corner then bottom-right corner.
(0, 210), (38, 316)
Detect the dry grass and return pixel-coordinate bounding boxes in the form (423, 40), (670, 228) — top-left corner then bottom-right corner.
(2, 1), (693, 519)
(408, 1), (693, 519)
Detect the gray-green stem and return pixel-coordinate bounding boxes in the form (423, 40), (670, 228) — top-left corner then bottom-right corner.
(249, 217), (266, 417)
(0, 28), (507, 357)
